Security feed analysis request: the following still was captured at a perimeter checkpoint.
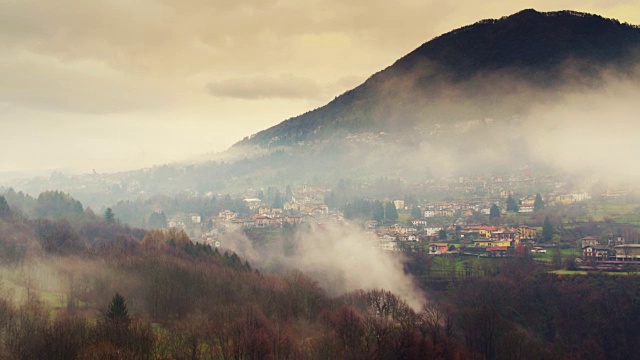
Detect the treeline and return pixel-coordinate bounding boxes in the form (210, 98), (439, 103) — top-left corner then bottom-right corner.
(342, 198), (398, 223)
(1, 188), (251, 230)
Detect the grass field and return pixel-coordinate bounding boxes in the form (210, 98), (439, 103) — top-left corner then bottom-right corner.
(530, 247), (581, 262)
(550, 269), (639, 276)
(425, 255), (506, 281)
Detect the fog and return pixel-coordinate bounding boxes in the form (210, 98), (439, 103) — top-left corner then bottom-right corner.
(222, 222), (426, 310)
(525, 73), (640, 183)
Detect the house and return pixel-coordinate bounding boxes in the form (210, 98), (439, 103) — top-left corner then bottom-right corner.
(283, 215), (301, 226)
(581, 236), (599, 248)
(437, 208), (456, 217)
(378, 235), (399, 251)
(486, 246), (509, 257)
(218, 210), (237, 221)
(429, 243), (450, 255)
(411, 219), (427, 227)
(474, 239), (510, 247)
(423, 210), (436, 218)
(254, 215), (274, 228)
(397, 234), (418, 242)
(518, 226), (537, 241)
(393, 224), (417, 234)
(364, 220), (378, 229)
(518, 204), (534, 213)
(614, 244), (640, 261)
(583, 245), (610, 260)
(243, 198), (262, 210)
(425, 227), (443, 236)
(490, 230), (519, 245)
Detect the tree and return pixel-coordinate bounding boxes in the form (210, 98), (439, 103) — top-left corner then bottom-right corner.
(384, 202), (398, 223)
(489, 204), (500, 221)
(410, 206), (422, 219)
(106, 292), (130, 326)
(272, 191), (283, 209)
(149, 211), (167, 229)
(285, 185), (293, 202)
(0, 195), (11, 220)
(542, 216), (553, 243)
(372, 201), (384, 223)
(506, 195), (519, 212)
(534, 194), (545, 212)
(439, 229), (447, 240)
(35, 190), (84, 221)
(104, 208), (115, 224)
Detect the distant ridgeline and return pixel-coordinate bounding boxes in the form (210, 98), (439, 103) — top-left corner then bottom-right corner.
(237, 9), (640, 148)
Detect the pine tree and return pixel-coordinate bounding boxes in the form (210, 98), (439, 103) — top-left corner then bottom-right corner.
(104, 208), (115, 224)
(411, 206), (422, 219)
(272, 191), (283, 209)
(0, 196), (11, 220)
(385, 202), (399, 223)
(506, 195), (519, 212)
(106, 292), (131, 326)
(542, 216), (554, 243)
(534, 194), (545, 212)
(372, 201), (384, 223)
(489, 204), (500, 221)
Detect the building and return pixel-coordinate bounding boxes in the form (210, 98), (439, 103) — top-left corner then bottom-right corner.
(583, 245), (610, 261)
(428, 243), (450, 255)
(581, 236), (599, 248)
(486, 246), (509, 257)
(614, 244), (640, 261)
(218, 210), (237, 221)
(518, 226), (537, 240)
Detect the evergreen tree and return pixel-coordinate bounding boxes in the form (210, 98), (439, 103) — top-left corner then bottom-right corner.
(489, 204), (500, 221)
(372, 201), (384, 223)
(272, 191), (283, 209)
(35, 190), (84, 221)
(104, 208), (115, 224)
(148, 211), (167, 229)
(534, 194), (545, 212)
(542, 216), (554, 243)
(285, 185), (293, 202)
(106, 292), (130, 326)
(506, 195), (519, 212)
(411, 206), (422, 219)
(385, 201), (399, 223)
(0, 195), (11, 220)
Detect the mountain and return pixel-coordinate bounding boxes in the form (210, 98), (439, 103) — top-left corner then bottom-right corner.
(8, 9), (640, 206)
(237, 9), (640, 148)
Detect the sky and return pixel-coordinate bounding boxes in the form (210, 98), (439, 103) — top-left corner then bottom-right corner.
(1, 0), (639, 175)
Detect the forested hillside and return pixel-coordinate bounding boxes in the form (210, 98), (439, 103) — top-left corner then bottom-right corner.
(0, 193), (639, 359)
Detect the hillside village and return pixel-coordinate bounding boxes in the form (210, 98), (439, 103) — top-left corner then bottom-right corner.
(4, 169), (639, 268)
(147, 175), (640, 267)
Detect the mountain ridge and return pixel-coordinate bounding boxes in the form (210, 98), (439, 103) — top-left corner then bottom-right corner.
(236, 9), (640, 148)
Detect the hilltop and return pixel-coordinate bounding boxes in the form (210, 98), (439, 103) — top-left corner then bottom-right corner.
(238, 9), (640, 148)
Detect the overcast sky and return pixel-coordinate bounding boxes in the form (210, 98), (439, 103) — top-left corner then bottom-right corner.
(1, 0), (639, 175)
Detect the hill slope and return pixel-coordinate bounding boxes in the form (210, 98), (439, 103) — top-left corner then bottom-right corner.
(238, 9), (640, 148)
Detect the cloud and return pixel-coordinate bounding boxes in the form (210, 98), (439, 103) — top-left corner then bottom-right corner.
(0, 53), (171, 114)
(205, 74), (325, 100)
